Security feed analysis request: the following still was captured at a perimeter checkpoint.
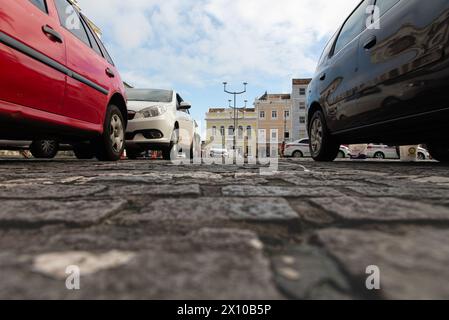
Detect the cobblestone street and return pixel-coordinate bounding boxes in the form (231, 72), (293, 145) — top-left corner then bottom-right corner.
(1, 158), (449, 299)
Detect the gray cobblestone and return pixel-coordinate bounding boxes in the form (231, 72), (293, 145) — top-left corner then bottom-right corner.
(1, 158), (449, 299)
(222, 185), (345, 197)
(311, 197), (449, 222)
(315, 227), (449, 299)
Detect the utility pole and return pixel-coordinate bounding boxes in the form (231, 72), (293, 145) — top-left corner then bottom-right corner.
(223, 82), (247, 160)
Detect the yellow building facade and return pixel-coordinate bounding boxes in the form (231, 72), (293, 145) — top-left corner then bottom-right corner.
(254, 93), (293, 156)
(205, 108), (258, 157)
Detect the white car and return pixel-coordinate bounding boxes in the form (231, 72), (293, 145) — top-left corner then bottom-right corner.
(284, 139), (348, 159)
(366, 144), (430, 160)
(208, 145), (229, 158)
(125, 89), (199, 160)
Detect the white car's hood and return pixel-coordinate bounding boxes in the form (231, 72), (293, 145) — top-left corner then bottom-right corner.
(127, 100), (173, 112)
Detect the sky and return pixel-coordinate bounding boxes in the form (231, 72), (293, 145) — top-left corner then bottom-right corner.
(77, 0), (360, 133)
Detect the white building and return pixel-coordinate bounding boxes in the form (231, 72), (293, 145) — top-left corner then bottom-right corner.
(291, 78), (311, 140)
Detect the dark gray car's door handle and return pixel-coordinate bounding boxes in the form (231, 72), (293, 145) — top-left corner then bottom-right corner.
(319, 73), (326, 81)
(364, 36), (377, 50)
(42, 25), (63, 43)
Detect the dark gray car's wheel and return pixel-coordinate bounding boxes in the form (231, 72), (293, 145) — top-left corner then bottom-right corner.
(95, 105), (125, 161)
(30, 140), (59, 159)
(427, 144), (449, 163)
(308, 110), (340, 162)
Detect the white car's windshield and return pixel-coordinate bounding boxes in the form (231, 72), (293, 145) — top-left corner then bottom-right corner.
(126, 89), (173, 103)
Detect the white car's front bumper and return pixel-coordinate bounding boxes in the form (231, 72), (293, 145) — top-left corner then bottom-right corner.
(126, 116), (173, 148)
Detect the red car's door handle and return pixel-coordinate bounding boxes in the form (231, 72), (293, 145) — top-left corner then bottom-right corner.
(42, 25), (63, 43)
(105, 68), (115, 78)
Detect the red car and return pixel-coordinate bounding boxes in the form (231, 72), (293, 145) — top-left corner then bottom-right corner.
(0, 0), (127, 161)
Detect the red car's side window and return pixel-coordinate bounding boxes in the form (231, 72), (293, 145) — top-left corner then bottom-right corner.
(29, 0), (48, 13)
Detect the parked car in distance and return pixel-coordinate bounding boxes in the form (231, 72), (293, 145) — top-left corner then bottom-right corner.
(125, 89), (199, 160)
(306, 0), (449, 162)
(0, 140), (72, 159)
(284, 139), (349, 158)
(0, 0), (127, 161)
(365, 144), (430, 160)
(209, 145), (229, 158)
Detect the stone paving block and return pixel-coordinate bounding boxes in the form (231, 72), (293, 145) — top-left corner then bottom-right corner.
(122, 197), (299, 223)
(272, 246), (353, 299)
(346, 186), (449, 199)
(100, 184), (201, 197)
(0, 229), (282, 299)
(311, 197), (449, 222)
(0, 200), (127, 227)
(315, 227), (449, 299)
(0, 184), (106, 199)
(222, 185), (345, 197)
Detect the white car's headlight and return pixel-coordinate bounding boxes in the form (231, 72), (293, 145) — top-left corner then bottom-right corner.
(135, 106), (167, 118)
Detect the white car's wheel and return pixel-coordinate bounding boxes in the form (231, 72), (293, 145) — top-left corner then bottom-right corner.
(293, 151), (303, 158)
(163, 128), (180, 160)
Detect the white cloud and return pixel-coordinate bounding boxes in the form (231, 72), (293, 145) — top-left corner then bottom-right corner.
(77, 0), (360, 88)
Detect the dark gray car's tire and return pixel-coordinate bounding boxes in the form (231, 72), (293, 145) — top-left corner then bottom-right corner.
(30, 140), (59, 159)
(308, 110), (340, 162)
(95, 105), (125, 162)
(427, 144), (449, 163)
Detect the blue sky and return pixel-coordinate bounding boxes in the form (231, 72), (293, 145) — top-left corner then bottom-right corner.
(77, 0), (360, 133)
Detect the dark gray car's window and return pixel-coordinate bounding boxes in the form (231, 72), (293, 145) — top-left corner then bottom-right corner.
(54, 0), (91, 47)
(318, 32), (338, 66)
(375, 0), (400, 17)
(333, 0), (369, 55)
(126, 89), (174, 103)
(29, 0), (48, 13)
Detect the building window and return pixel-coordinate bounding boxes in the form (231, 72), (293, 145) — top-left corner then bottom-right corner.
(284, 110), (290, 119)
(212, 126), (217, 136)
(272, 110), (278, 119)
(270, 129), (278, 143)
(238, 126), (244, 139)
(299, 102), (306, 110)
(228, 126), (235, 136)
(258, 129), (266, 143)
(284, 131), (290, 139)
(299, 116), (306, 124)
(260, 111), (265, 119)
(247, 126), (252, 138)
(220, 126), (225, 136)
(299, 88), (306, 95)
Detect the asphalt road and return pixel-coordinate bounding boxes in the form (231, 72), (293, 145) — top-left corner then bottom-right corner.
(0, 157), (449, 299)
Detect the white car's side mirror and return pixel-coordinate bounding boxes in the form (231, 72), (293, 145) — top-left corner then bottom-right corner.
(179, 102), (191, 110)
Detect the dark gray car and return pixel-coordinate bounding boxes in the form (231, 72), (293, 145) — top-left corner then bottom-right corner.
(307, 0), (449, 162)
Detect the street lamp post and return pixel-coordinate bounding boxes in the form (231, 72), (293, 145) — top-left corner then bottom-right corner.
(223, 82), (247, 158)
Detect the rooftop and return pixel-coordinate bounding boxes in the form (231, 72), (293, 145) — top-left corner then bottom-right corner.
(292, 78), (312, 85)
